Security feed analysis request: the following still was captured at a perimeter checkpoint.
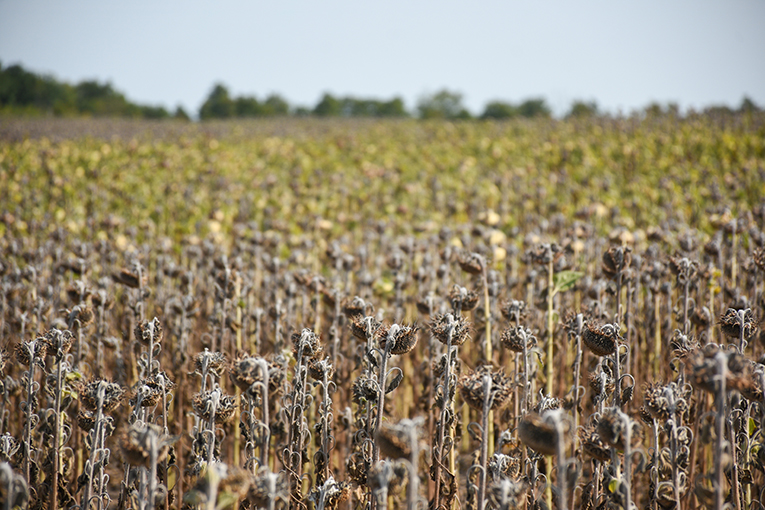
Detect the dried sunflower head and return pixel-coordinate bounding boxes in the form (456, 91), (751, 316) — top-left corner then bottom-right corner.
(308, 476), (351, 510)
(112, 268), (144, 289)
(15, 338), (47, 367)
(643, 382), (691, 421)
(580, 423), (611, 462)
(500, 300), (527, 323)
(41, 328), (73, 361)
(376, 323), (419, 355)
(518, 410), (571, 456)
(487, 478), (527, 510)
(689, 345), (756, 395)
(308, 357), (335, 381)
(247, 468), (288, 508)
(431, 313), (471, 346)
(500, 326), (535, 353)
(79, 379), (124, 413)
(718, 308), (756, 340)
(602, 246), (631, 279)
(192, 388), (238, 424)
(459, 366), (513, 412)
(194, 349), (227, 378)
(375, 417), (423, 460)
(448, 285), (479, 312)
(458, 251), (486, 275)
(487, 453), (521, 480)
(120, 422), (175, 467)
(349, 314), (382, 341)
(669, 256), (699, 286)
(342, 296), (368, 318)
(135, 317), (163, 346)
(582, 322), (620, 357)
(596, 408), (643, 451)
(292, 328), (322, 359)
(754, 247), (765, 273)
(352, 374), (379, 405)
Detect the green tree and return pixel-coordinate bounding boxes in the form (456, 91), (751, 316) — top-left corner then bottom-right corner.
(235, 96), (263, 117)
(313, 93), (342, 116)
(566, 100), (598, 119)
(263, 94), (290, 116)
(75, 81), (133, 116)
(517, 98), (551, 118)
(739, 96), (760, 113)
(140, 105), (170, 119)
(417, 89), (470, 119)
(199, 84), (235, 119)
(480, 101), (518, 120)
(173, 105), (191, 121)
(377, 97), (408, 117)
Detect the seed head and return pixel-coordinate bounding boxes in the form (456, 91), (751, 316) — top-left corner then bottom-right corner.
(194, 349), (227, 378)
(120, 422), (175, 467)
(112, 268), (144, 289)
(41, 328), (73, 361)
(526, 243), (562, 266)
(352, 374), (379, 405)
(308, 357), (335, 381)
(15, 338), (47, 367)
(500, 300), (527, 323)
(135, 317), (163, 346)
(79, 379), (124, 413)
(602, 246), (631, 280)
(518, 410), (571, 456)
(448, 284), (479, 312)
(229, 355), (282, 394)
(596, 408), (642, 450)
(292, 328), (322, 358)
(459, 367), (513, 411)
(375, 417), (422, 460)
(349, 314), (382, 341)
(376, 323), (419, 355)
(458, 251), (486, 275)
(342, 296), (368, 318)
(247, 468), (288, 508)
(500, 326), (535, 353)
(487, 479), (527, 510)
(308, 476), (351, 510)
(192, 388), (237, 424)
(582, 322), (620, 356)
(669, 256), (699, 286)
(580, 424), (611, 462)
(487, 453), (521, 480)
(718, 308), (756, 340)
(431, 313), (471, 346)
(753, 248), (765, 273)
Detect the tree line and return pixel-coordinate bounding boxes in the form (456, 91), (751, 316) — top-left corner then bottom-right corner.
(1, 61), (760, 121)
(0, 62), (190, 119)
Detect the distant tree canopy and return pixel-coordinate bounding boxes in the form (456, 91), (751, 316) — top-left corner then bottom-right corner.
(479, 98), (552, 120)
(566, 100), (599, 119)
(3, 61), (760, 121)
(417, 90), (471, 119)
(311, 93), (408, 118)
(199, 84), (292, 119)
(0, 61), (170, 118)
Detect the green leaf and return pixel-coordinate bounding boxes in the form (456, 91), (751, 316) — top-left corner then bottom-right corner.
(749, 417), (757, 437)
(216, 491), (238, 510)
(608, 478), (619, 494)
(553, 270), (584, 295)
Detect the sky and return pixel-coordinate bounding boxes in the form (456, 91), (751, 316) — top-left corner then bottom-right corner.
(1, 0), (764, 117)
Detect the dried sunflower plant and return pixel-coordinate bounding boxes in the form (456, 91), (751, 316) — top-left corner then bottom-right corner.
(1, 115), (765, 510)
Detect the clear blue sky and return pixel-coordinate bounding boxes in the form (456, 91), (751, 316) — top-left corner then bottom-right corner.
(1, 0), (764, 116)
